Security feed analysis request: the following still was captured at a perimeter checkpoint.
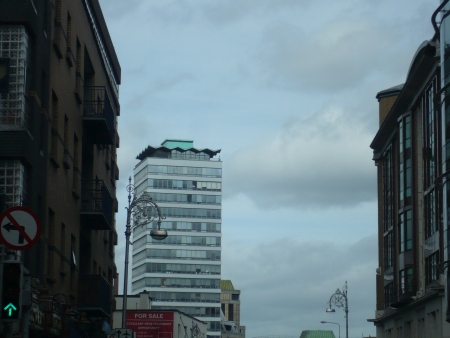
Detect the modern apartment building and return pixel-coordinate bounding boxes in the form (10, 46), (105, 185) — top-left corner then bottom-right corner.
(132, 139), (222, 338)
(368, 2), (450, 336)
(132, 140), (222, 336)
(0, 0), (120, 336)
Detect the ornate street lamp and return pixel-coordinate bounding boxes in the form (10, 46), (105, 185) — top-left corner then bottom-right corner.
(122, 177), (167, 328)
(320, 321), (340, 338)
(326, 281), (348, 338)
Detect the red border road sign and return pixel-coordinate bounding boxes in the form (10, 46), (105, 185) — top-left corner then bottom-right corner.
(0, 206), (41, 250)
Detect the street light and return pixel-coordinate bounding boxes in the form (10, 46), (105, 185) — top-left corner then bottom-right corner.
(320, 321), (340, 338)
(122, 177), (167, 328)
(326, 281), (348, 338)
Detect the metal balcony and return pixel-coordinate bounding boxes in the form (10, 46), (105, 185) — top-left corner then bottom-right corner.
(83, 86), (115, 145)
(389, 283), (414, 308)
(80, 180), (113, 230)
(78, 274), (111, 317)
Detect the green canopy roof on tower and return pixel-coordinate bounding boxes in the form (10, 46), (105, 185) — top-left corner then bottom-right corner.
(299, 330), (336, 338)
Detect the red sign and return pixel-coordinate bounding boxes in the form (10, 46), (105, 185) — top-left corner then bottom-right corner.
(126, 311), (174, 338)
(0, 206), (41, 250)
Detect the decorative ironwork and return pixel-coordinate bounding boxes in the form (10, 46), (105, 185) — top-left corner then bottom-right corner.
(122, 177), (167, 328)
(326, 281), (348, 338)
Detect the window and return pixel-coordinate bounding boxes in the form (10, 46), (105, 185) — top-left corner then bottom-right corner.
(426, 251), (440, 286)
(228, 304), (234, 321)
(383, 147), (394, 232)
(425, 191), (437, 237)
(424, 81), (437, 186)
(51, 92), (60, 164)
(398, 210), (412, 252)
(67, 13), (72, 47)
(384, 231), (394, 270)
(399, 267), (413, 294)
(0, 160), (27, 207)
(73, 134), (79, 193)
(0, 26), (28, 127)
(0, 58), (10, 94)
(399, 115), (412, 208)
(384, 282), (394, 308)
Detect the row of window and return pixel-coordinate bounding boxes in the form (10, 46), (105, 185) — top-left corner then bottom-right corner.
(153, 306), (221, 318)
(132, 263), (221, 277)
(160, 207), (221, 219)
(146, 192), (221, 205)
(133, 277), (220, 289)
(133, 249), (221, 262)
(136, 165), (222, 181)
(133, 235), (221, 248)
(134, 221), (221, 236)
(147, 179), (221, 192)
(172, 150), (211, 161)
(149, 291), (220, 303)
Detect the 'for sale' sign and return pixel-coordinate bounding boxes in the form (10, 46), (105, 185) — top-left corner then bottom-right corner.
(126, 311), (174, 338)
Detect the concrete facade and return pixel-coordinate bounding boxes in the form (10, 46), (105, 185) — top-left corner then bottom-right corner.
(131, 139), (222, 338)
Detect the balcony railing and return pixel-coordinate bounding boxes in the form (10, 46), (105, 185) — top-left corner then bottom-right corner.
(78, 274), (111, 317)
(389, 282), (414, 308)
(83, 86), (115, 144)
(80, 180), (113, 230)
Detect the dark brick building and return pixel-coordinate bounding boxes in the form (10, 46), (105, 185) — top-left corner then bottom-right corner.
(368, 2), (450, 336)
(0, 0), (120, 336)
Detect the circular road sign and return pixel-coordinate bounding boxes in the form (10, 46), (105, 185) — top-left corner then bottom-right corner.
(0, 206), (42, 250)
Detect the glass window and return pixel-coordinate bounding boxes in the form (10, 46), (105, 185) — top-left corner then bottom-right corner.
(0, 159), (27, 207)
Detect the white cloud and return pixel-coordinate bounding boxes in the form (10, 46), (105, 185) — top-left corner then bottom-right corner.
(225, 105), (376, 209)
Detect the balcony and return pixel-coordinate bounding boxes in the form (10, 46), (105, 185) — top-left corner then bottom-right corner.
(389, 283), (414, 308)
(80, 180), (113, 230)
(83, 86), (115, 145)
(78, 274), (111, 317)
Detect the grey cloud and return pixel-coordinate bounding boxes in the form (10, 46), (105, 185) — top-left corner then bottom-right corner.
(224, 106), (376, 209)
(257, 19), (397, 92)
(222, 235), (377, 337)
(252, 0), (435, 93)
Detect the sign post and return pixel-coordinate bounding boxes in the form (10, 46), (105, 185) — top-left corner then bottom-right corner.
(110, 329), (134, 338)
(0, 206), (41, 250)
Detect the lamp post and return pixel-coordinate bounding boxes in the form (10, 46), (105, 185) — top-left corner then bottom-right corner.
(122, 177), (167, 328)
(320, 321), (340, 338)
(326, 281), (348, 338)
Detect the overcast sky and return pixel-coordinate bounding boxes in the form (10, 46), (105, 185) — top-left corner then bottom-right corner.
(98, 0), (437, 337)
